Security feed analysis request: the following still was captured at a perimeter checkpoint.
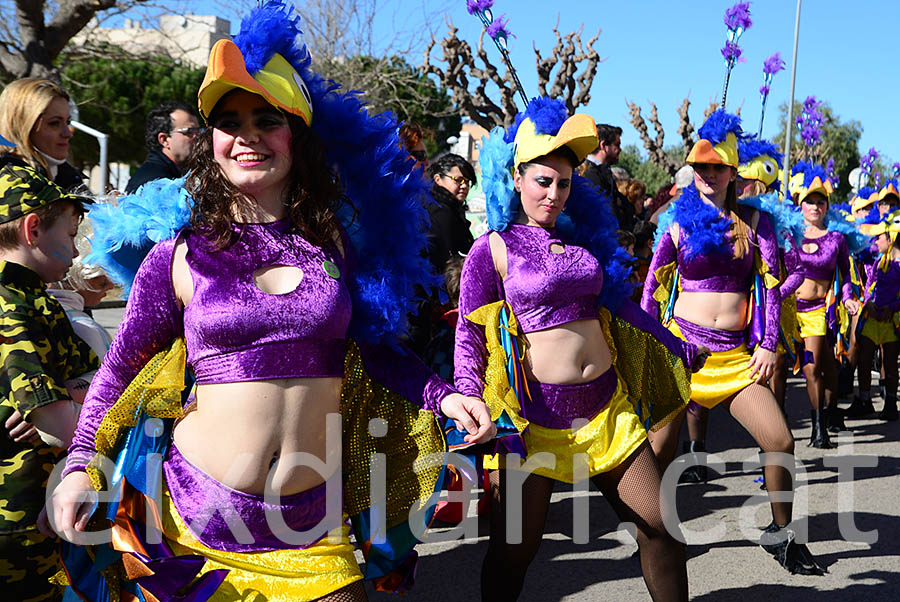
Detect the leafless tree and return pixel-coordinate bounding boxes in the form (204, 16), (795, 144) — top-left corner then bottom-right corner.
(423, 16), (603, 130)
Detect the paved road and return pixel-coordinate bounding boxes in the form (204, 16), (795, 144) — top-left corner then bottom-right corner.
(93, 308), (900, 600)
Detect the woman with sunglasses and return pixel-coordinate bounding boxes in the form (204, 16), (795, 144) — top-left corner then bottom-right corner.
(779, 169), (862, 448)
(643, 111), (825, 575)
(48, 3), (494, 601)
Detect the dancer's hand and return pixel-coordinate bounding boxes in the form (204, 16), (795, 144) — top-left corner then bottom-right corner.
(748, 347), (777, 383)
(694, 345), (711, 372)
(46, 471), (99, 544)
(844, 298), (861, 316)
(5, 409), (40, 444)
(440, 394), (497, 444)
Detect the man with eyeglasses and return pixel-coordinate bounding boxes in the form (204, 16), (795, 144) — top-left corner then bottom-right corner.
(125, 101), (201, 193)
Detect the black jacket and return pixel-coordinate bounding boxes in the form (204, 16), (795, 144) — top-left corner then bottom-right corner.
(125, 149), (182, 193)
(425, 185), (474, 276)
(0, 153), (85, 192)
(582, 160), (635, 232)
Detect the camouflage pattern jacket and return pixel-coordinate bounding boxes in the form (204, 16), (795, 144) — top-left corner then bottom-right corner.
(0, 261), (98, 534)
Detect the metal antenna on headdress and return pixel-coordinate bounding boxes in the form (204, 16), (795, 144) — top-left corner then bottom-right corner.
(466, 1), (529, 109)
(720, 2), (752, 108)
(757, 52), (785, 138)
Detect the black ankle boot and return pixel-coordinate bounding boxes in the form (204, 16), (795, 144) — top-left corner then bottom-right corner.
(844, 395), (875, 418)
(760, 521), (827, 575)
(678, 440), (708, 483)
(878, 397), (899, 421)
(826, 405), (846, 433)
(808, 410), (834, 449)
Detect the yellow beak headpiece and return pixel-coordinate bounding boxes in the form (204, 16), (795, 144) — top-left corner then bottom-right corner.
(738, 154), (780, 188)
(686, 133), (739, 168)
(851, 189), (879, 213)
(798, 176), (832, 204)
(860, 209), (900, 238)
(513, 114), (599, 168)
(198, 39), (313, 125)
(878, 181), (900, 203)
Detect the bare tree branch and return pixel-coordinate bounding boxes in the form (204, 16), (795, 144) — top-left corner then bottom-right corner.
(627, 100), (678, 176)
(534, 19), (603, 114)
(676, 97), (695, 151)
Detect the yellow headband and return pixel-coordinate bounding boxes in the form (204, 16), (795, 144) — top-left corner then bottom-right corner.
(513, 114), (598, 168)
(198, 39), (313, 125)
(686, 133), (738, 168)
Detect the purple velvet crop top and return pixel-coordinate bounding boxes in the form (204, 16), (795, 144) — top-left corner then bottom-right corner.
(779, 230), (854, 301)
(864, 258), (900, 312)
(183, 220), (351, 382)
(641, 209), (782, 352)
(64, 221), (455, 476)
(454, 223), (700, 398)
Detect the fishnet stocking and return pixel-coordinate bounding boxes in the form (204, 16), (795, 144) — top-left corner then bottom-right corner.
(481, 443), (687, 602)
(724, 383), (795, 526)
(769, 352), (789, 411)
(314, 580), (368, 601)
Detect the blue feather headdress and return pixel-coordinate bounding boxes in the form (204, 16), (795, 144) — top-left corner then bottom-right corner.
(738, 138), (783, 167)
(88, 0), (437, 348)
(480, 97), (633, 311)
(802, 164), (829, 189)
(698, 110), (743, 146)
(791, 160), (810, 177)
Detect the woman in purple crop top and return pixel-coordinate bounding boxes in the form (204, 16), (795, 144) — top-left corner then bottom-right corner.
(46, 4), (493, 601)
(642, 111), (825, 575)
(779, 170), (861, 448)
(456, 98), (706, 601)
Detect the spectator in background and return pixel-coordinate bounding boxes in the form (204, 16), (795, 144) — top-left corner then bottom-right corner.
(125, 101), (200, 193)
(0, 78), (85, 190)
(582, 123), (634, 230)
(617, 178), (647, 222)
(399, 121), (432, 171)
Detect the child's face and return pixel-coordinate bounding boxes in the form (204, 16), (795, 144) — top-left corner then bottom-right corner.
(32, 204), (79, 283)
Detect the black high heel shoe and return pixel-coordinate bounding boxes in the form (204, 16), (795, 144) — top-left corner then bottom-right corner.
(759, 522), (827, 575)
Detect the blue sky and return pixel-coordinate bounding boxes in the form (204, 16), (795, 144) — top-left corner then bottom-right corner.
(179, 0), (897, 164)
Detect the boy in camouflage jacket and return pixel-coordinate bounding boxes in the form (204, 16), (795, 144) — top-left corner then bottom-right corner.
(0, 164), (98, 601)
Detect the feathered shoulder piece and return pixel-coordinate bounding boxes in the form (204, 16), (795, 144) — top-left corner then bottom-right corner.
(737, 192), (803, 250)
(826, 206), (868, 254)
(698, 110), (743, 145)
(654, 184), (733, 260)
(85, 178), (192, 296)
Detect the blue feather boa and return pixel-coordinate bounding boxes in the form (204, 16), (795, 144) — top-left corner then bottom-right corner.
(738, 192), (805, 250)
(479, 125), (633, 311)
(825, 207), (868, 254)
(654, 184), (733, 259)
(86, 1), (437, 348)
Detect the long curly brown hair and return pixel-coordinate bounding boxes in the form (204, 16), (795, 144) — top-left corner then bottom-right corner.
(185, 104), (348, 249)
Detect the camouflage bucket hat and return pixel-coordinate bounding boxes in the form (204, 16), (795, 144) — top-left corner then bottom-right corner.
(0, 163), (93, 224)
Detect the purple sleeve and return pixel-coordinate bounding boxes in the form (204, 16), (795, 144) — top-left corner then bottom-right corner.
(837, 235), (855, 301)
(64, 239), (183, 477)
(615, 299), (703, 371)
(779, 245), (804, 298)
(454, 235), (501, 398)
(757, 213), (781, 352)
(357, 341), (456, 415)
(641, 230), (676, 319)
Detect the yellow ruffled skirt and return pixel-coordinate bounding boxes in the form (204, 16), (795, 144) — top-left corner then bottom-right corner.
(668, 320), (756, 409)
(797, 305), (827, 338)
(860, 315), (900, 346)
(158, 486), (363, 602)
(492, 375), (646, 484)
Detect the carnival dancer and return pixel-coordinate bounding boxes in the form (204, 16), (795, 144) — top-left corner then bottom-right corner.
(642, 111), (826, 575)
(779, 167), (862, 448)
(677, 138), (796, 484)
(852, 211), (900, 421)
(877, 178), (900, 216)
(455, 98), (707, 601)
(46, 3), (494, 601)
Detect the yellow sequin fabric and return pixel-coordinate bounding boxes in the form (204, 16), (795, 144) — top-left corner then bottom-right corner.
(779, 294), (801, 358)
(463, 300), (530, 433)
(518, 377), (646, 483)
(668, 320), (755, 409)
(88, 339), (187, 491)
(340, 340), (446, 528)
(797, 305), (828, 338)
(160, 486), (362, 602)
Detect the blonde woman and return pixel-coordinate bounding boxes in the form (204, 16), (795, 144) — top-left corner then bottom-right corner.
(0, 78), (84, 189)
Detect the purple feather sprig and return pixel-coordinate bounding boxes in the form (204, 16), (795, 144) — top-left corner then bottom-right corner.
(860, 147), (879, 175)
(893, 162), (900, 178)
(466, 0), (493, 14)
(795, 95), (823, 147)
(874, 172), (882, 189)
(721, 41), (743, 63)
(486, 14), (514, 42)
(826, 157), (839, 190)
(759, 52), (785, 97)
(724, 2), (753, 30)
